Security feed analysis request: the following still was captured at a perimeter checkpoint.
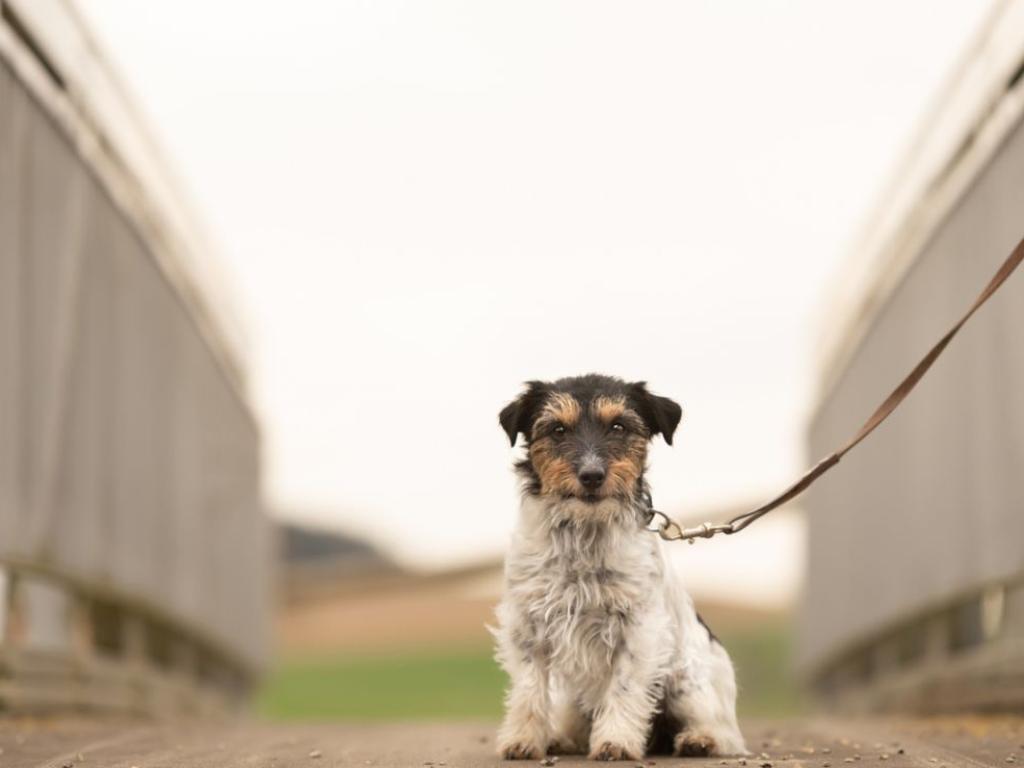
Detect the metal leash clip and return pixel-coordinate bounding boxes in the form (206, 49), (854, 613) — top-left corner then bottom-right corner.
(645, 510), (733, 544)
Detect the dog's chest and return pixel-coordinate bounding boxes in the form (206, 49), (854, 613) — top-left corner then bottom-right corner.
(513, 534), (658, 661)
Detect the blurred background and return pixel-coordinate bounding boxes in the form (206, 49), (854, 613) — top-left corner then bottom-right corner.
(0, 0), (1022, 721)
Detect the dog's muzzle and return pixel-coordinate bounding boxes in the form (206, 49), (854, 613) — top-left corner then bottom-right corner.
(577, 454), (606, 492)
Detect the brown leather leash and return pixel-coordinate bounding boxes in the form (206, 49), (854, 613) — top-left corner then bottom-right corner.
(647, 234), (1024, 544)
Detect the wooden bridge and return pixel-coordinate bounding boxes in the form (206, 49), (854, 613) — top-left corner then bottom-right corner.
(2, 1), (1024, 764)
(799, 0), (1024, 712)
(0, 717), (1022, 768)
(0, 0), (268, 714)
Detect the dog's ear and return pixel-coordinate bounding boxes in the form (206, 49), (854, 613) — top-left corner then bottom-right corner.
(629, 382), (683, 445)
(499, 381), (549, 446)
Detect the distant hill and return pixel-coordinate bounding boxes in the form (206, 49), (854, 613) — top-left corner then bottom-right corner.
(280, 523), (391, 565)
(276, 522), (403, 604)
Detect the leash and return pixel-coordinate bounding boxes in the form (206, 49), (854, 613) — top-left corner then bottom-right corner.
(646, 234), (1024, 544)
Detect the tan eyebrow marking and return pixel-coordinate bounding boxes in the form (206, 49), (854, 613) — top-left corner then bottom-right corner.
(541, 392), (581, 426)
(592, 395), (626, 423)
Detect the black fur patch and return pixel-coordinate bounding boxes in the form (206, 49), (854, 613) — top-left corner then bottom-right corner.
(696, 612), (720, 644)
(646, 703), (681, 755)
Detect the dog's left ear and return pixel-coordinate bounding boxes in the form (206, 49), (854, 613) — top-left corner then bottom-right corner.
(498, 381), (549, 446)
(629, 382), (683, 445)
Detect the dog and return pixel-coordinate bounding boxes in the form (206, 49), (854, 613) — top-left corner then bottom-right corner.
(493, 374), (747, 761)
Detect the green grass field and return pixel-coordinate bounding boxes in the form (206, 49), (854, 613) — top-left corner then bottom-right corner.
(256, 646), (506, 720)
(257, 618), (802, 720)
(725, 620), (805, 717)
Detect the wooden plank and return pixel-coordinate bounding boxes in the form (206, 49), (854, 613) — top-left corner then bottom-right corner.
(0, 719), (1020, 768)
(803, 89), (1024, 680)
(0, 50), (268, 676)
(0, 59), (28, 553)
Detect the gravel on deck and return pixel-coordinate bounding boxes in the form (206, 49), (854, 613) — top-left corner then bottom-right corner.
(0, 717), (1022, 768)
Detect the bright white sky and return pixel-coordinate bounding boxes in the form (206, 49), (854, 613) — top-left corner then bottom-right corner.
(81, 1), (991, 572)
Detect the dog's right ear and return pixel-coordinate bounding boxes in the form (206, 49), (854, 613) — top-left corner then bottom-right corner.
(498, 381), (549, 446)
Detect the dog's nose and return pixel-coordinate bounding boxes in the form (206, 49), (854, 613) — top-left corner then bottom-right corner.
(578, 468), (606, 489)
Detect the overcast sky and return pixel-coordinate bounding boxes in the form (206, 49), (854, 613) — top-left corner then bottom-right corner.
(81, 1), (991, 571)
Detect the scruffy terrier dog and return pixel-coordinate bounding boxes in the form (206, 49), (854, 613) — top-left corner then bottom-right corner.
(494, 374), (746, 761)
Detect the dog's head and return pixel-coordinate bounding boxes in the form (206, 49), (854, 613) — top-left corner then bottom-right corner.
(499, 374), (682, 503)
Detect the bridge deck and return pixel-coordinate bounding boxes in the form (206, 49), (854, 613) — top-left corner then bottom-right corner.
(0, 717), (1021, 768)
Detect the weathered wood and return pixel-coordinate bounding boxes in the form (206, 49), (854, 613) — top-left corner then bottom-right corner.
(801, 2), (1024, 709)
(0, 3), (267, 713)
(0, 718), (1022, 768)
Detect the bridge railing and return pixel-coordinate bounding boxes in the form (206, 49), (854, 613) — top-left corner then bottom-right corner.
(801, 2), (1024, 710)
(0, 3), (269, 713)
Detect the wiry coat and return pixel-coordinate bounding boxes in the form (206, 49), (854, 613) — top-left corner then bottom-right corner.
(493, 375), (746, 761)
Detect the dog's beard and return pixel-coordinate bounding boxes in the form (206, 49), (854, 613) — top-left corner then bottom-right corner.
(564, 488), (606, 504)
(542, 493), (636, 528)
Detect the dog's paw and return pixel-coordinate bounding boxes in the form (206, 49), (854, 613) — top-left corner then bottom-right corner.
(589, 742), (640, 761)
(673, 730), (718, 757)
(499, 741), (545, 760)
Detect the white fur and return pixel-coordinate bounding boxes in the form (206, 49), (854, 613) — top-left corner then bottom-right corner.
(494, 494), (746, 760)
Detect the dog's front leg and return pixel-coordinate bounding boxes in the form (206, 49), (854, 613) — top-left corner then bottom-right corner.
(497, 651), (551, 759)
(588, 646), (656, 761)
(496, 625), (552, 759)
(665, 641), (747, 757)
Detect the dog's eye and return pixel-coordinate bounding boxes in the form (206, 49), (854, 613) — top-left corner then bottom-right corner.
(610, 422), (625, 433)
(553, 424), (566, 435)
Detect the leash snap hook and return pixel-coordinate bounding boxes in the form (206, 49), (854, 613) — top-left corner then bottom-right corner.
(649, 513), (734, 544)
(646, 509), (682, 541)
